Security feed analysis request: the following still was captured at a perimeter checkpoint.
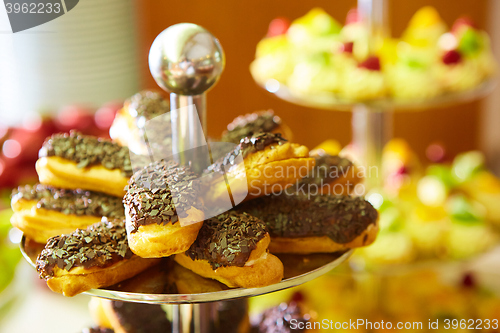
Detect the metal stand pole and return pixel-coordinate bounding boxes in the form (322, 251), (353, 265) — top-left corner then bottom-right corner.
(353, 0), (393, 190)
(169, 300), (248, 333)
(170, 94), (207, 167)
(352, 105), (393, 189)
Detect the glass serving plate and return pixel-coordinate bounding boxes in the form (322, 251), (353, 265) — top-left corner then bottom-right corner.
(21, 236), (353, 304)
(255, 77), (496, 112)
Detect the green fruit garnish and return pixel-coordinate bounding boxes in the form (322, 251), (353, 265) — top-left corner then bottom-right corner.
(458, 28), (482, 56)
(426, 165), (456, 189)
(405, 58), (426, 69)
(452, 151), (485, 182)
(447, 195), (484, 223)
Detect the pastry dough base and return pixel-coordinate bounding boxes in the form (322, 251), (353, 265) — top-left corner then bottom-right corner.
(36, 156), (129, 198)
(126, 207), (205, 258)
(11, 199), (102, 243)
(174, 234), (284, 288)
(209, 142), (315, 204)
(46, 255), (160, 297)
(268, 221), (379, 254)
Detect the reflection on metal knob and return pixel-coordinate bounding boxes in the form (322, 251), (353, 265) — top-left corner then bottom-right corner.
(148, 23), (225, 95)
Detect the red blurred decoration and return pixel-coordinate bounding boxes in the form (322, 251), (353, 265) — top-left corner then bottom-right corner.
(55, 105), (95, 132)
(95, 102), (121, 130)
(346, 8), (361, 25)
(442, 50), (462, 65)
(358, 56), (381, 71)
(426, 142), (447, 163)
(340, 42), (354, 54)
(452, 16), (477, 34)
(462, 272), (476, 289)
(395, 165), (410, 176)
(290, 291), (305, 303)
(0, 101), (120, 189)
(2, 140), (21, 159)
(267, 17), (290, 37)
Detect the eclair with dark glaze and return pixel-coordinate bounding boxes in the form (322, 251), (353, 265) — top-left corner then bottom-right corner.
(221, 110), (293, 143)
(110, 90), (172, 155)
(175, 212), (284, 288)
(237, 194), (379, 254)
(294, 153), (362, 195)
(123, 160), (205, 258)
(205, 132), (315, 204)
(35, 131), (132, 197)
(35, 218), (159, 296)
(11, 184), (124, 243)
(90, 298), (172, 333)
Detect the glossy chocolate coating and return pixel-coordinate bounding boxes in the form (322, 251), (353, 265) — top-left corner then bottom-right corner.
(12, 184), (124, 218)
(222, 110), (281, 144)
(206, 132), (287, 174)
(298, 154), (354, 186)
(109, 301), (172, 333)
(186, 212), (267, 269)
(39, 131), (132, 177)
(238, 194), (377, 244)
(36, 218), (132, 279)
(124, 160), (203, 232)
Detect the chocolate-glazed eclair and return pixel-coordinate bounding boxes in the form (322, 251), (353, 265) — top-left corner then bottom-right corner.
(221, 110), (293, 143)
(206, 133), (314, 202)
(124, 160), (205, 258)
(110, 90), (171, 155)
(238, 194), (379, 254)
(11, 184), (124, 243)
(36, 218), (159, 297)
(294, 153), (362, 195)
(91, 299), (172, 333)
(175, 212), (284, 288)
(36, 131), (132, 197)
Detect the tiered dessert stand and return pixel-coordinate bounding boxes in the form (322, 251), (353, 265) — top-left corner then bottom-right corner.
(18, 1), (496, 331)
(20, 23), (354, 333)
(252, 0), (498, 319)
(255, 0), (495, 189)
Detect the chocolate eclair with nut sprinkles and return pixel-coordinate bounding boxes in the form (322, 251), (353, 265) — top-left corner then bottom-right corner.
(11, 184), (124, 243)
(175, 212), (284, 288)
(237, 194), (379, 254)
(36, 131), (132, 197)
(36, 217), (159, 297)
(90, 299), (172, 333)
(293, 153), (362, 195)
(110, 90), (172, 156)
(123, 160), (205, 258)
(221, 110), (293, 143)
(205, 132), (315, 204)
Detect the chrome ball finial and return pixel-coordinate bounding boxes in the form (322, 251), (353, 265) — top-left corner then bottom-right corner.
(148, 23), (225, 96)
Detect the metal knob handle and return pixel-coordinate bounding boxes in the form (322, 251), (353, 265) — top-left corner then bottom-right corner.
(148, 23), (225, 164)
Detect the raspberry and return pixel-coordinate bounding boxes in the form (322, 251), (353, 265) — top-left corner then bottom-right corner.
(358, 56), (381, 71)
(442, 50), (462, 65)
